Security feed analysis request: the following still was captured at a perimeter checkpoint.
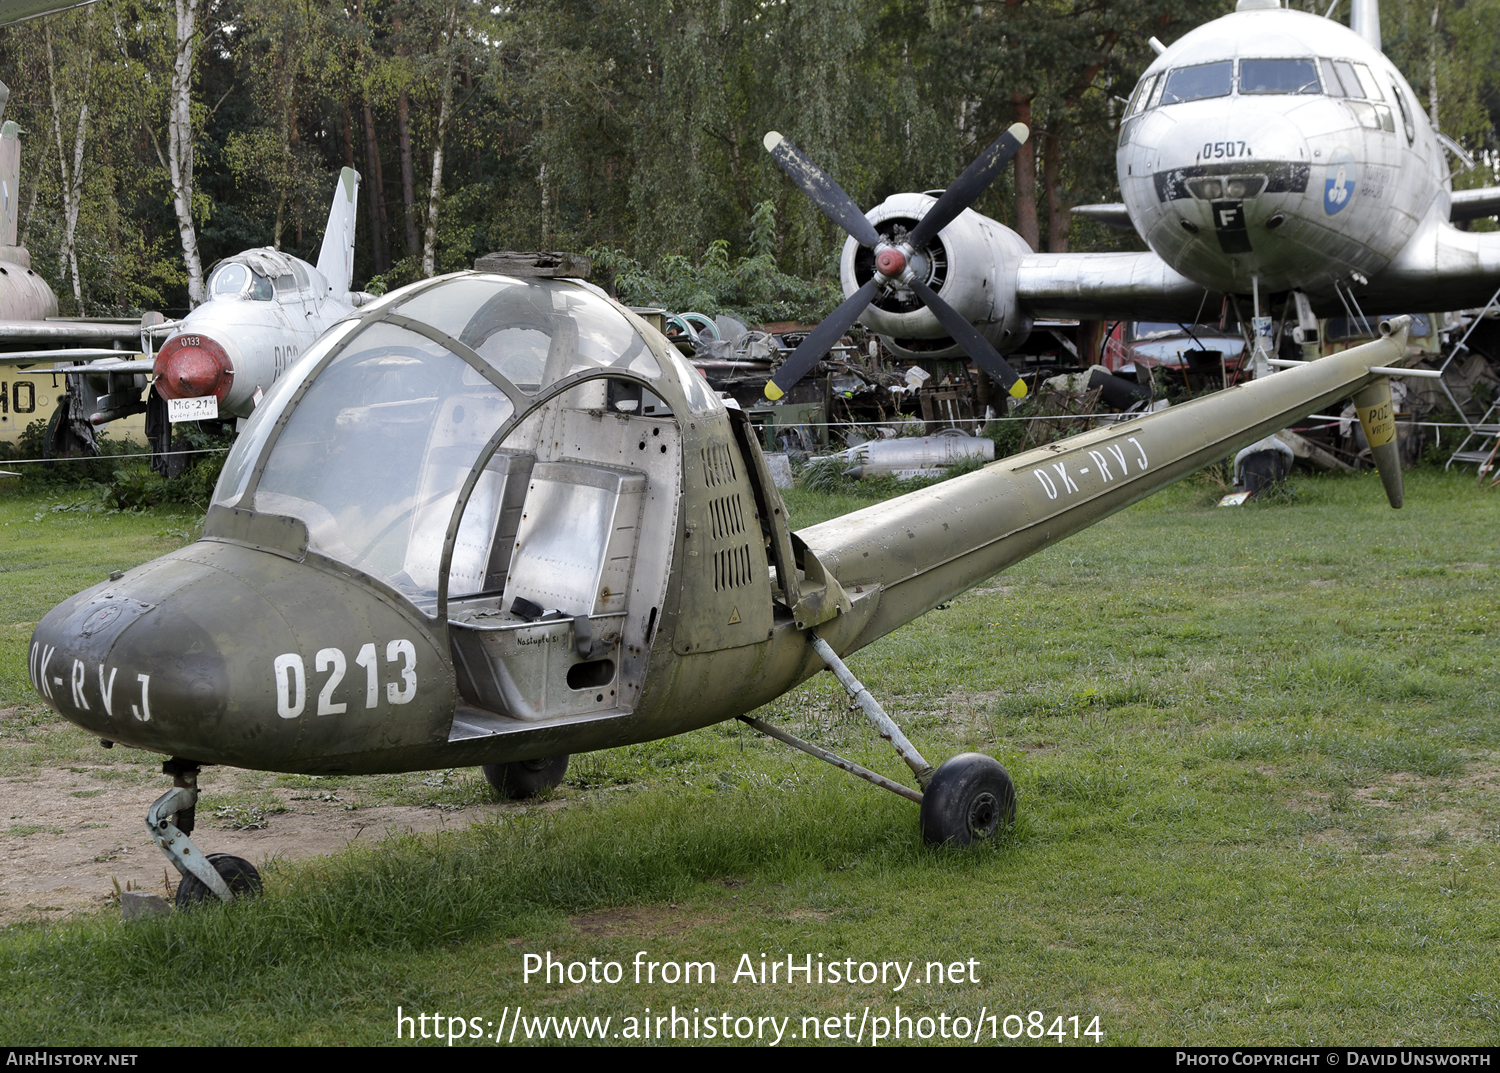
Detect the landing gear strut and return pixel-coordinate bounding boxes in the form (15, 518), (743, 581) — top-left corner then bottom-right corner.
(741, 635), (1017, 846)
(146, 758), (261, 906)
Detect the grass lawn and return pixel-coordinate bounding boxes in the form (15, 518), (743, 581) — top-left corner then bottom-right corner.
(0, 466), (1495, 1046)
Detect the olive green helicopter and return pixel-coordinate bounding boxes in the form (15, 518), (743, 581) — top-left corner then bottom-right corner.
(28, 123), (1419, 906)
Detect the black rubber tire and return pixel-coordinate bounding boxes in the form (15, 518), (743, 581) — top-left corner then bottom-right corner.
(482, 756), (570, 800)
(919, 753), (1017, 847)
(174, 853), (263, 908)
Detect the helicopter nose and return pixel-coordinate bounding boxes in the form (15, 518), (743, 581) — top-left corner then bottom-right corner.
(154, 331), (235, 401)
(29, 560), (233, 754)
(31, 540), (455, 772)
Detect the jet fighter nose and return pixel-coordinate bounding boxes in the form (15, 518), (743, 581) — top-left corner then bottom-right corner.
(154, 332), (234, 401)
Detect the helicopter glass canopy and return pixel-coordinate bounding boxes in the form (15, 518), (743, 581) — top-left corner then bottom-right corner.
(393, 276), (661, 392)
(213, 274), (715, 599)
(214, 320), (362, 510)
(250, 321), (516, 598)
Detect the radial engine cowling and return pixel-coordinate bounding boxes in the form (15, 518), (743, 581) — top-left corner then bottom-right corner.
(841, 192), (1032, 363)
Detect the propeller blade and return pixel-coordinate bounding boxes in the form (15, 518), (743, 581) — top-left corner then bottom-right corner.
(907, 123), (1029, 250)
(764, 277), (882, 401)
(763, 132), (883, 250)
(907, 276), (1028, 399)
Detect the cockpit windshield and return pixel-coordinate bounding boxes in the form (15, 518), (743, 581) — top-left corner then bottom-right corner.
(251, 321), (516, 598)
(1239, 58), (1319, 95)
(1134, 55), (1384, 114)
(208, 261), (274, 302)
(1161, 61), (1233, 104)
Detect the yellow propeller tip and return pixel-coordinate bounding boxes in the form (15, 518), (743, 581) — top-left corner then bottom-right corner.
(1009, 380), (1028, 400)
(763, 132), (783, 153)
(764, 382), (784, 401)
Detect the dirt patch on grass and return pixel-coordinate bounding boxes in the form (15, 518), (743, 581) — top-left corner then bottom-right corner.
(569, 906), (718, 937)
(0, 764), (495, 926)
(1273, 761), (1500, 857)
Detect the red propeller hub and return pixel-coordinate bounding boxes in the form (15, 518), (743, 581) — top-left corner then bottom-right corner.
(875, 247), (906, 277)
(154, 332), (234, 401)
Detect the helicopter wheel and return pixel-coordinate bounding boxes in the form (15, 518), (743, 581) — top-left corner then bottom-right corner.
(174, 853), (263, 908)
(482, 756), (570, 800)
(919, 753), (1016, 847)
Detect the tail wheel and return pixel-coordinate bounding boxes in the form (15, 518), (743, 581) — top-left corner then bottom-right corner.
(919, 753), (1016, 846)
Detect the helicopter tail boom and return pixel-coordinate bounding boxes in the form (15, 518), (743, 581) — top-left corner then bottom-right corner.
(798, 319), (1413, 654)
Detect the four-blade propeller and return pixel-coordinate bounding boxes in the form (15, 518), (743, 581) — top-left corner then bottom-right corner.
(762, 124), (1031, 402)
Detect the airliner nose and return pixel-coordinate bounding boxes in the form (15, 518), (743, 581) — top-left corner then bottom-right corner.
(154, 332), (235, 401)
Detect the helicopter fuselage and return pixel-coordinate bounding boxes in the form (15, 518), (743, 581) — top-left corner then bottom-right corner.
(27, 274), (1418, 777)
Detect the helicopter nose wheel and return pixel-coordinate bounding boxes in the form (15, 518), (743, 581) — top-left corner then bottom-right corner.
(918, 753), (1016, 847)
(175, 854), (263, 908)
(482, 755), (570, 800)
(146, 758), (263, 906)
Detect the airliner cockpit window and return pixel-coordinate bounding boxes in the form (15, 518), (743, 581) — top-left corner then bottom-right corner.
(1239, 59), (1320, 95)
(1319, 59), (1345, 96)
(1161, 62), (1232, 104)
(1331, 60), (1364, 97)
(1351, 63), (1384, 100)
(1126, 73), (1159, 118)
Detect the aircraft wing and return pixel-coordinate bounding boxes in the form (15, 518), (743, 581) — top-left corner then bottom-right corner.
(0, 320), (144, 344)
(1070, 204), (1135, 231)
(9, 354), (153, 372)
(1356, 203), (1500, 313)
(1451, 188), (1500, 224)
(1016, 250), (1224, 323)
(0, 317), (158, 366)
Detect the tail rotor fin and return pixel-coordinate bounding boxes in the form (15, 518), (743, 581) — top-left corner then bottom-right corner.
(316, 167), (360, 299)
(0, 111), (23, 250)
(1353, 376), (1403, 508)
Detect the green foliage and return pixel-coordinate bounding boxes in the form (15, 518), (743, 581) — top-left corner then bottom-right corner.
(980, 406), (1034, 459)
(103, 424), (230, 512)
(0, 0), (1495, 309)
(0, 420), (153, 490)
(0, 415), (228, 510)
(589, 204), (842, 323)
(796, 446), (989, 499)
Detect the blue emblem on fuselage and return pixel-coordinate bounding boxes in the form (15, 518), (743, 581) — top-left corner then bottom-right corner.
(1324, 149), (1357, 215)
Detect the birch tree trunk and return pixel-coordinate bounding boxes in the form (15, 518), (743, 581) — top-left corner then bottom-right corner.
(394, 13), (420, 258)
(421, 0), (460, 279)
(45, 20), (93, 309)
(166, 0), (204, 307)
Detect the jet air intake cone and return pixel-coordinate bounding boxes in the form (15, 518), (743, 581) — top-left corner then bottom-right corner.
(154, 333), (234, 401)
